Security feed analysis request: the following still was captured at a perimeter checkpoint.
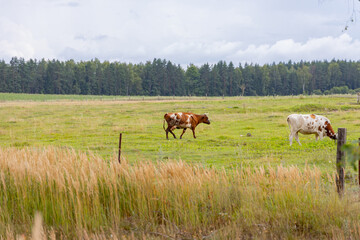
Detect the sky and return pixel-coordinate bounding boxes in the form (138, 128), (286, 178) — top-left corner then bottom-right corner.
(1, 0), (360, 67)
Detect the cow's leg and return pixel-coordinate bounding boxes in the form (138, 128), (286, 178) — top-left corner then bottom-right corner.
(191, 128), (196, 138)
(166, 126), (176, 139)
(180, 128), (186, 139)
(169, 129), (176, 139)
(165, 128), (172, 140)
(289, 132), (294, 146)
(295, 132), (301, 145)
(315, 134), (319, 141)
(289, 131), (301, 146)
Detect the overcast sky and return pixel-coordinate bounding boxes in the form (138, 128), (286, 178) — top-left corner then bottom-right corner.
(1, 0), (360, 66)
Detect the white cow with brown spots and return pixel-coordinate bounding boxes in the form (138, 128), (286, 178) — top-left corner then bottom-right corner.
(287, 114), (337, 146)
(163, 112), (210, 139)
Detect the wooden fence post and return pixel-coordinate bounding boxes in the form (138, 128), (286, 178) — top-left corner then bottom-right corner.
(358, 138), (360, 186)
(118, 133), (122, 164)
(336, 128), (346, 196)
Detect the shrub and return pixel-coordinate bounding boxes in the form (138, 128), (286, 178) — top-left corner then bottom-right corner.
(312, 89), (322, 95)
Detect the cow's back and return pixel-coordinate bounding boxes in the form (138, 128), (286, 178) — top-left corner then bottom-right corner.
(287, 114), (329, 134)
(164, 112), (193, 128)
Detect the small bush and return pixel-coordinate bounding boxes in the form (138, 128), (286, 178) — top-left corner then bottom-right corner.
(312, 89), (322, 95)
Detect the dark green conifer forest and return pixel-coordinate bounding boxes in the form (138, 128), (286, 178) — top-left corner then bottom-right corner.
(1, 57), (359, 96)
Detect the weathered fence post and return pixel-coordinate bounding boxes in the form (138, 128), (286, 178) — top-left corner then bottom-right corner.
(357, 92), (360, 104)
(336, 128), (346, 196)
(118, 133), (122, 164)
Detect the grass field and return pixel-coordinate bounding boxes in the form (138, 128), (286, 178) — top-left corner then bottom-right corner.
(1, 93), (360, 172)
(1, 93), (360, 239)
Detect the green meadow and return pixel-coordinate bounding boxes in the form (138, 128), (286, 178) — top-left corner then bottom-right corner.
(1, 93), (360, 239)
(1, 93), (360, 172)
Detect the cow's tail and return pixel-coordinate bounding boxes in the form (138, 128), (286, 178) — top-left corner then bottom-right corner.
(286, 116), (291, 131)
(163, 113), (168, 131)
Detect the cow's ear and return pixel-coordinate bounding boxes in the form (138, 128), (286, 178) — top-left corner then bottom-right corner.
(204, 113), (209, 117)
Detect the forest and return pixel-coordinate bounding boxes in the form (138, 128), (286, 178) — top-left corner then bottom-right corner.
(0, 57), (360, 96)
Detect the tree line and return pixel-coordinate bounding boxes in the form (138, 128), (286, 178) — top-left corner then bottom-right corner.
(1, 57), (360, 96)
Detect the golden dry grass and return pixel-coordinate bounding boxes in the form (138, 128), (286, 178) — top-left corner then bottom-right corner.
(1, 147), (359, 239)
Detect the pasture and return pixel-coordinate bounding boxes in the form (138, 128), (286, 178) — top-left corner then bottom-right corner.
(1, 93), (360, 239)
(1, 94), (360, 171)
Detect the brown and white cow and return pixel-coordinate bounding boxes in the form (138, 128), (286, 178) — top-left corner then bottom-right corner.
(287, 114), (337, 146)
(163, 112), (210, 139)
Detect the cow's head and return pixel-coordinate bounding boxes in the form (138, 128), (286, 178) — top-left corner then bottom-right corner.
(324, 121), (337, 140)
(202, 113), (211, 124)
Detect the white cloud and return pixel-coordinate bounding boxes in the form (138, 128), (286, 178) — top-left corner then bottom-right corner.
(231, 34), (360, 65)
(0, 18), (34, 59)
(56, 33), (360, 67)
(1, 0), (360, 65)
(0, 18), (54, 60)
(161, 41), (242, 57)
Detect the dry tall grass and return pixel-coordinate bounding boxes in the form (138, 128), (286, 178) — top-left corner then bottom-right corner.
(0, 147), (359, 239)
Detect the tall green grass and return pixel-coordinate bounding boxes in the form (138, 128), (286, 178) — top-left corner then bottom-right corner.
(1, 147), (359, 239)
